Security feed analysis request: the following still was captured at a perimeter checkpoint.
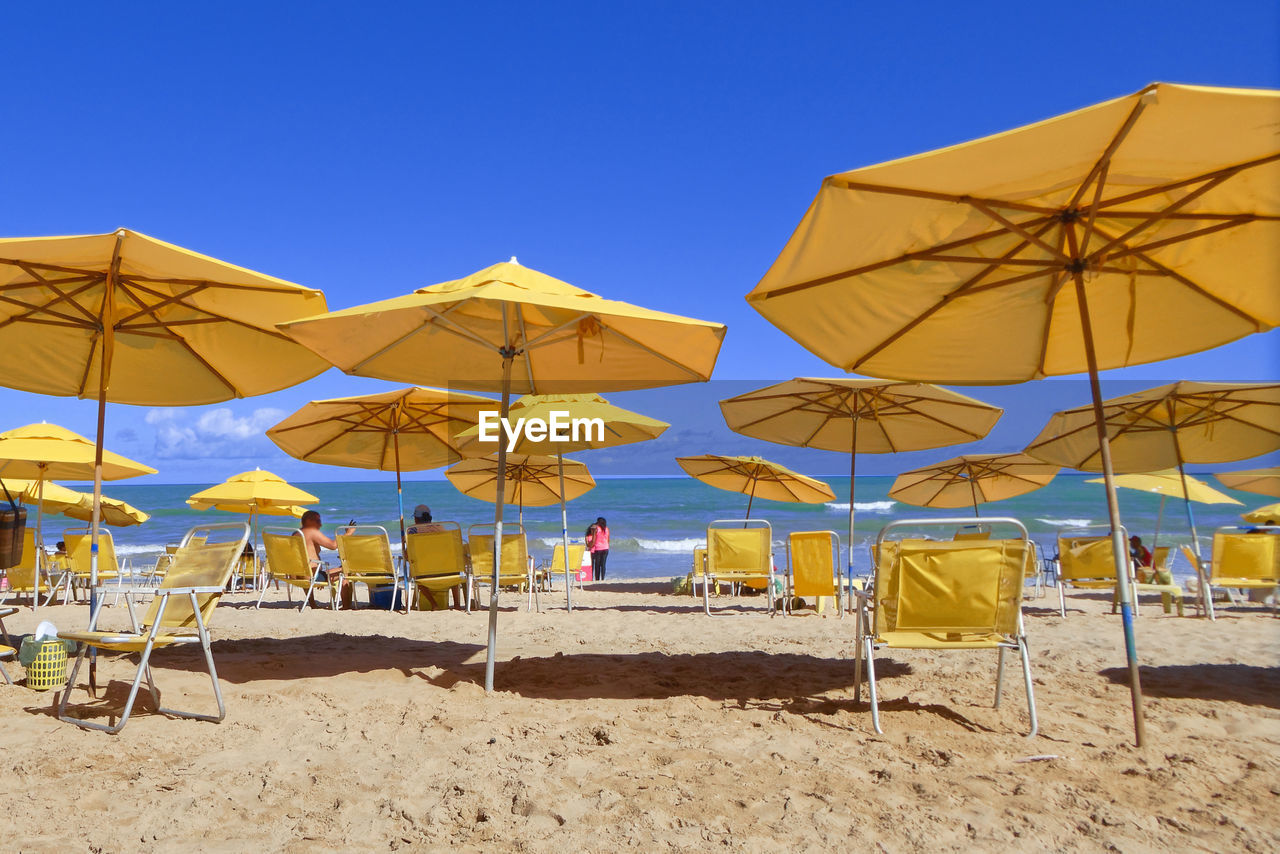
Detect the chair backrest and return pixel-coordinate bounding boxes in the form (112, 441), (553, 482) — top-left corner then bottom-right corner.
(468, 523), (528, 579)
(64, 529), (119, 577)
(1056, 535), (1118, 583)
(692, 546), (707, 578)
(953, 527), (991, 541)
(706, 520), (772, 576)
(336, 526), (396, 577)
(876, 538), (1027, 639)
(262, 528), (312, 582)
(406, 523), (468, 580)
(141, 524), (248, 630)
(788, 530), (839, 598)
(1151, 545), (1172, 572)
(5, 528), (40, 587)
(1210, 531), (1279, 583)
(547, 542), (586, 573)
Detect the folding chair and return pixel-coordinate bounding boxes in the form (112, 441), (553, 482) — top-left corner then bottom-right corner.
(60, 529), (127, 605)
(336, 526), (402, 610)
(0, 529), (51, 607)
(689, 545), (711, 598)
(785, 530), (843, 617)
(1055, 526), (1186, 618)
(405, 523), (473, 613)
(56, 523), (249, 734)
(257, 527), (339, 611)
(854, 517), (1038, 738)
(1185, 527), (1279, 620)
(703, 520), (774, 617)
(468, 523), (536, 612)
(539, 541), (585, 602)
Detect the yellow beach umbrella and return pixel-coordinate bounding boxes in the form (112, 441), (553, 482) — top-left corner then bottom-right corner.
(189, 470), (319, 572)
(280, 258), (725, 691)
(0, 229), (328, 623)
(0, 423), (154, 616)
(186, 499), (307, 518)
(890, 453), (1059, 515)
(59, 493), (150, 528)
(1242, 503), (1280, 525)
(0, 477), (86, 510)
(1217, 467), (1280, 498)
(676, 454), (835, 518)
(745, 82), (1280, 746)
(446, 454), (595, 518)
(1085, 470), (1241, 553)
(455, 392), (668, 611)
(267, 387), (495, 556)
(720, 378), (1002, 574)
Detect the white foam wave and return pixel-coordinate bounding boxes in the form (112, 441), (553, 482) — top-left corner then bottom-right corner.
(1037, 518), (1092, 528)
(826, 500), (896, 513)
(633, 537), (704, 553)
(536, 536), (584, 548)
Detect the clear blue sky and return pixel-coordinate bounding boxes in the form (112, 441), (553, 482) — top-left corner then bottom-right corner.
(2, 1), (1277, 483)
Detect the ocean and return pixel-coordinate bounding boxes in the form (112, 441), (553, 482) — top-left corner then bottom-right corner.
(39, 475), (1264, 583)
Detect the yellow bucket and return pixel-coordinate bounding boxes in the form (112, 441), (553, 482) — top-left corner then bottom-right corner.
(27, 641), (69, 691)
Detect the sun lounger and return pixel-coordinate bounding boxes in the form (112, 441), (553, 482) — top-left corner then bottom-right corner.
(854, 517), (1038, 737)
(56, 523), (249, 734)
(405, 523), (473, 613)
(258, 527), (339, 611)
(784, 530), (844, 617)
(0, 529), (52, 607)
(468, 523), (536, 612)
(703, 520), (775, 617)
(1055, 527), (1186, 618)
(1183, 527), (1279, 620)
(336, 526), (403, 610)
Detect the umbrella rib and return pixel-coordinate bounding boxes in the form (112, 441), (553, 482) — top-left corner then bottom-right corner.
(351, 304), (500, 373)
(831, 180), (1061, 215)
(1095, 152), (1280, 210)
(1087, 171), (1237, 258)
(967, 201), (1069, 261)
(0, 280), (103, 331)
(120, 279), (303, 343)
(1098, 217), (1261, 263)
(112, 283), (208, 326)
(603, 325), (709, 381)
(515, 307), (537, 392)
(1068, 90), (1151, 210)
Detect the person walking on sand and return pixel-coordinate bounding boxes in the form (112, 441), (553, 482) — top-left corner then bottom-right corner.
(588, 516), (610, 582)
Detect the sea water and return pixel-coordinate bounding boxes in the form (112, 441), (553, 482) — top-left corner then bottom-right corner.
(43, 475), (1263, 583)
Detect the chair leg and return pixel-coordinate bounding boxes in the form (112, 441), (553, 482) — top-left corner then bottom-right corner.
(0, 658), (11, 685)
(864, 636), (882, 734)
(853, 604), (864, 703)
(1057, 582), (1066, 618)
(994, 646), (1006, 708)
(1019, 637), (1038, 739)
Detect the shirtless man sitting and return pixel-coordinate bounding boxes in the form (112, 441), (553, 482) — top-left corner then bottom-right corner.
(300, 510), (354, 609)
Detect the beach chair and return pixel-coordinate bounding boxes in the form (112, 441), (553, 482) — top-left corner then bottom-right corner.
(59, 529), (127, 605)
(784, 530), (844, 617)
(405, 523), (473, 613)
(703, 520), (774, 617)
(0, 529), (52, 607)
(689, 545), (714, 598)
(539, 541), (585, 601)
(854, 517), (1038, 738)
(953, 526), (992, 541)
(56, 523), (248, 734)
(1184, 527), (1279, 620)
(336, 526), (403, 610)
(1055, 528), (1186, 618)
(257, 527), (339, 611)
(468, 523), (536, 612)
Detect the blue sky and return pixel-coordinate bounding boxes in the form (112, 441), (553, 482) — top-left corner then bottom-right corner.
(2, 1), (1277, 483)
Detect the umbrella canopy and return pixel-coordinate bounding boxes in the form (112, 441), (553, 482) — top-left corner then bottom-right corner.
(1025, 382), (1280, 472)
(279, 258), (725, 691)
(0, 228), (329, 646)
(59, 493), (149, 527)
(0, 477), (86, 509)
(455, 392), (668, 612)
(1216, 466), (1280, 498)
(676, 454), (836, 518)
(1242, 503), (1280, 525)
(267, 386), (496, 561)
(1086, 471), (1242, 505)
(720, 378), (1001, 569)
(889, 453), (1059, 513)
(187, 498), (306, 518)
(188, 469), (319, 510)
(743, 83), (1280, 746)
(446, 454), (595, 508)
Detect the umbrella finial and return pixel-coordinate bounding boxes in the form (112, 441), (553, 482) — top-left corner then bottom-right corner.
(508, 256), (519, 266)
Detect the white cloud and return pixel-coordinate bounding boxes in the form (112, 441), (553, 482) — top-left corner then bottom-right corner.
(150, 406), (286, 460)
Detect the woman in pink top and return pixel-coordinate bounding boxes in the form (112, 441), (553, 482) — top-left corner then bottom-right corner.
(587, 516), (610, 581)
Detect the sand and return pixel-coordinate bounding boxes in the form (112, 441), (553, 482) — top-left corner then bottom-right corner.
(1, 581), (1277, 852)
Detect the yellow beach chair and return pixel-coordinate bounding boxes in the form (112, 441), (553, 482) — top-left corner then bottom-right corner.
(406, 523), (473, 613)
(468, 523), (536, 612)
(539, 541), (586, 601)
(854, 517), (1038, 737)
(703, 520), (774, 617)
(1055, 528), (1185, 618)
(690, 545), (713, 598)
(257, 527), (339, 611)
(0, 529), (51, 607)
(785, 530), (844, 617)
(1184, 528), (1279, 620)
(56, 523), (248, 734)
(336, 526), (403, 610)
(60, 529), (127, 605)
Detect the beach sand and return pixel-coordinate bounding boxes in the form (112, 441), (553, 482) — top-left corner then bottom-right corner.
(1, 582), (1277, 852)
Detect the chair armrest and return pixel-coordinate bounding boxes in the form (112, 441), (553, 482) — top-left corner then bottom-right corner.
(159, 585), (225, 596)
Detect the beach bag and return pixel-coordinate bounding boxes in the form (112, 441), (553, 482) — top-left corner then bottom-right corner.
(578, 549), (591, 582)
(0, 504), (27, 570)
(671, 575), (690, 595)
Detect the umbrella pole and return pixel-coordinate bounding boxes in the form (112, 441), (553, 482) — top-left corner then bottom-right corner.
(88, 232), (120, 697)
(1174, 447), (1210, 619)
(1074, 274), (1145, 747)
(484, 348), (515, 693)
(745, 481), (756, 522)
(559, 452), (573, 614)
(848, 423), (857, 585)
(969, 477), (980, 518)
(1151, 496), (1165, 555)
(33, 474), (44, 617)
(392, 406), (408, 612)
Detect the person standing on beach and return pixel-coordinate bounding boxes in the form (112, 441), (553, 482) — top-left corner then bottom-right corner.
(588, 516), (610, 581)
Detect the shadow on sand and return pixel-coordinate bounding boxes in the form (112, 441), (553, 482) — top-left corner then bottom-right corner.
(1100, 663), (1280, 709)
